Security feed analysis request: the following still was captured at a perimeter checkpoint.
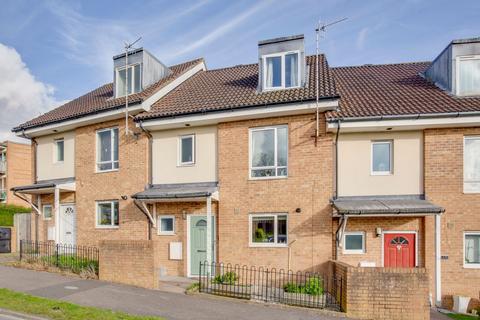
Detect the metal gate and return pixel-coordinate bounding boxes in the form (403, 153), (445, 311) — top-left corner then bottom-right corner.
(0, 228), (11, 253)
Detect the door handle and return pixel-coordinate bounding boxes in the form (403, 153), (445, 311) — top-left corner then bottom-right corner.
(197, 250), (206, 252)
(66, 232), (72, 235)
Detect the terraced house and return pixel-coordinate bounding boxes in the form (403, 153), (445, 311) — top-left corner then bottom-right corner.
(11, 35), (480, 309)
(0, 140), (31, 206)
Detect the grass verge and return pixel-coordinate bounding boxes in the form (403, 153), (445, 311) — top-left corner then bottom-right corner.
(447, 313), (479, 320)
(0, 288), (162, 320)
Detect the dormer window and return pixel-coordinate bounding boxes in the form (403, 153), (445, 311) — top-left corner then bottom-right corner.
(457, 55), (480, 96)
(263, 51), (300, 90)
(116, 64), (142, 97)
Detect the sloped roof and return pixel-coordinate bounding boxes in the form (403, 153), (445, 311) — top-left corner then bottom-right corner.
(136, 55), (338, 120)
(327, 62), (480, 121)
(13, 58), (204, 132)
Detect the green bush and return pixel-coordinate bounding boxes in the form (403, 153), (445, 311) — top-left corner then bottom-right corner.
(213, 272), (238, 285)
(0, 204), (30, 226)
(284, 277), (324, 296)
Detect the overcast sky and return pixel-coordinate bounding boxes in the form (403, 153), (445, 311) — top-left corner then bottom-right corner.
(1, 0), (479, 141)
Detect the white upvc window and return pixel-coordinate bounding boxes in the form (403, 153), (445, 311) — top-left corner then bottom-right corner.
(96, 127), (119, 172)
(464, 231), (480, 268)
(343, 232), (366, 254)
(157, 215), (175, 235)
(456, 55), (480, 96)
(116, 63), (142, 97)
(54, 139), (64, 163)
(464, 136), (480, 193)
(96, 200), (119, 228)
(249, 125), (288, 179)
(262, 51), (300, 90)
(178, 134), (195, 166)
(371, 140), (393, 175)
(43, 205), (53, 220)
(249, 214), (287, 247)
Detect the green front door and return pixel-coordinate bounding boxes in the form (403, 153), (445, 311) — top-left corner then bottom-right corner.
(190, 215), (215, 276)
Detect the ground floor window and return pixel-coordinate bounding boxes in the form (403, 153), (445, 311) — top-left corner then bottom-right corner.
(465, 232), (480, 268)
(343, 232), (365, 254)
(43, 205), (52, 220)
(96, 201), (119, 228)
(249, 214), (287, 246)
(158, 215), (175, 235)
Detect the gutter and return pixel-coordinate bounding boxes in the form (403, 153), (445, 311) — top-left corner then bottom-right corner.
(326, 110), (480, 123)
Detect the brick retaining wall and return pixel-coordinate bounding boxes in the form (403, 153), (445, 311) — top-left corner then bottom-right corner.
(330, 260), (430, 320)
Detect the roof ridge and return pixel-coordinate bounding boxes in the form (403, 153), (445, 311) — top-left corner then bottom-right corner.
(332, 61), (431, 69)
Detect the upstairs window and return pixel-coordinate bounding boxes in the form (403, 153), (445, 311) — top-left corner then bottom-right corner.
(263, 52), (300, 90)
(464, 136), (480, 193)
(371, 141), (393, 175)
(250, 125), (288, 178)
(457, 56), (480, 96)
(54, 139), (64, 162)
(116, 64), (141, 97)
(178, 134), (195, 166)
(97, 128), (119, 172)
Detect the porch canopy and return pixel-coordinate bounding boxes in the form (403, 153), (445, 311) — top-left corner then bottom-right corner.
(332, 195), (444, 217)
(11, 177), (76, 195)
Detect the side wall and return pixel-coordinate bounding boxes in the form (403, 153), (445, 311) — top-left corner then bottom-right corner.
(6, 141), (32, 206)
(424, 127), (480, 304)
(218, 113), (333, 272)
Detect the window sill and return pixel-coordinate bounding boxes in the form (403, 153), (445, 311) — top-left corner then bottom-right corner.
(463, 264), (480, 269)
(249, 243), (288, 248)
(370, 172), (393, 176)
(96, 169), (119, 174)
(158, 233), (176, 236)
(177, 163), (195, 167)
(342, 251), (365, 255)
(95, 226), (119, 229)
(249, 176), (288, 181)
(53, 161), (64, 165)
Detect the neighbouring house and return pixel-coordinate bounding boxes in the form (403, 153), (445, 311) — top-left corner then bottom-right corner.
(11, 34), (480, 309)
(0, 140), (32, 206)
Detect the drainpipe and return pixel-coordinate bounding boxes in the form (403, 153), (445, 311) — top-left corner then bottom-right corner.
(137, 121), (154, 240)
(435, 214), (442, 306)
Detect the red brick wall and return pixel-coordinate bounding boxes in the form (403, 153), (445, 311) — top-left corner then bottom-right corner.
(331, 261), (430, 320)
(424, 128), (480, 303)
(217, 113), (333, 272)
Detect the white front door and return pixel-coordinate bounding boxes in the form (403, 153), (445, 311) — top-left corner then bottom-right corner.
(59, 204), (76, 246)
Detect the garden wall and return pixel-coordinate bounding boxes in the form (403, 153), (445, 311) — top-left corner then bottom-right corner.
(99, 240), (159, 289)
(330, 260), (430, 320)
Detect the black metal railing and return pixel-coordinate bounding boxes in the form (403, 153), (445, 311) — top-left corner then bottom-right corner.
(199, 261), (343, 311)
(20, 240), (99, 275)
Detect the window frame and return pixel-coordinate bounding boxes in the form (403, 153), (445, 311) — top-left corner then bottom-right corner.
(178, 134), (195, 166)
(262, 50), (301, 90)
(249, 125), (288, 180)
(464, 231), (480, 269)
(95, 200), (119, 229)
(456, 55), (480, 96)
(248, 213), (288, 248)
(54, 138), (64, 163)
(96, 127), (119, 173)
(115, 63), (142, 98)
(371, 140), (393, 176)
(157, 215), (175, 236)
(463, 136), (480, 193)
(343, 231), (366, 255)
(43, 204), (53, 221)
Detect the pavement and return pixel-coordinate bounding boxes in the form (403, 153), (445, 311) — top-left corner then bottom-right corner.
(0, 265), (351, 320)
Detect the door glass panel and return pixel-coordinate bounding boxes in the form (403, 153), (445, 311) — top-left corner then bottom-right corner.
(196, 219), (207, 227)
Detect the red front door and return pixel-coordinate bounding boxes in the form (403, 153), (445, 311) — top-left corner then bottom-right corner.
(384, 233), (416, 267)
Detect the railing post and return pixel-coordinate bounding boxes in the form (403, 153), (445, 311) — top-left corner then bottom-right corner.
(19, 240), (23, 261)
(55, 243), (59, 267)
(199, 262), (202, 292)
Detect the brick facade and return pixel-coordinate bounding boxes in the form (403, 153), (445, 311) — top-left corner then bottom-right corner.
(75, 119), (150, 246)
(424, 127), (480, 304)
(217, 113), (334, 272)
